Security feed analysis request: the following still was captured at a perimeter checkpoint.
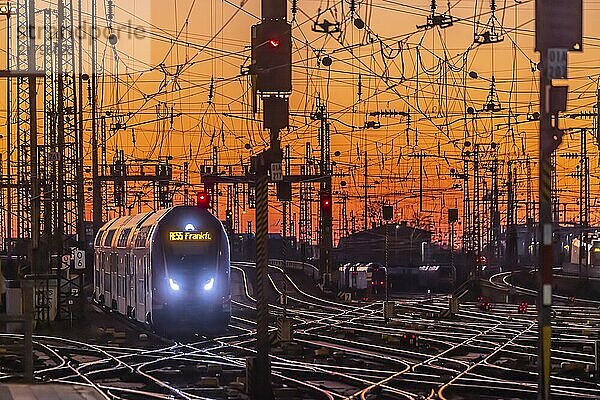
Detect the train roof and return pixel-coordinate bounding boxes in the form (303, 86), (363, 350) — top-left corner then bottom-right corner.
(95, 206), (223, 249)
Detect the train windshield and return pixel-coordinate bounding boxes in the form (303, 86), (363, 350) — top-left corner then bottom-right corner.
(164, 242), (218, 273)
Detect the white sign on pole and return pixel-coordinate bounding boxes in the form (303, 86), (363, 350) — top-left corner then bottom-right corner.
(547, 48), (567, 79)
(271, 162), (283, 181)
(74, 250), (85, 270)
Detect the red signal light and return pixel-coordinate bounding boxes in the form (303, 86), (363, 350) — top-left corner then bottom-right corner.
(196, 191), (211, 209)
(268, 39), (280, 48)
(320, 192), (332, 210)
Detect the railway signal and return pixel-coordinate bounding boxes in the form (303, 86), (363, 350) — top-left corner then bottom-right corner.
(320, 190), (332, 212)
(401, 333), (419, 347)
(518, 301), (528, 314)
(536, 1), (582, 398)
(196, 191), (211, 209)
(251, 19), (292, 93)
(319, 190), (333, 286)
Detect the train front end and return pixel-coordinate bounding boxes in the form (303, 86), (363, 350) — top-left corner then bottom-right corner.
(152, 205), (231, 334)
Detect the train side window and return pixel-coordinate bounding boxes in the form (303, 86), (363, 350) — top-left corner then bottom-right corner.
(118, 276), (125, 297)
(104, 272), (110, 292)
(138, 280), (144, 303)
(94, 232), (104, 247)
(104, 230), (116, 247)
(135, 227), (151, 248)
(129, 255), (135, 275)
(143, 257), (150, 293)
(117, 228), (132, 248)
(111, 253), (118, 273)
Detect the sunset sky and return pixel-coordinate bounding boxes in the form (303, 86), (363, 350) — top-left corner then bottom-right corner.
(2, 0), (599, 245)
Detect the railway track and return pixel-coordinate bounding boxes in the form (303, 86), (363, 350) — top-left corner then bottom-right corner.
(0, 263), (599, 399)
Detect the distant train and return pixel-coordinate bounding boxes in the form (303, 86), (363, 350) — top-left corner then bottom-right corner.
(93, 202), (231, 335)
(387, 265), (455, 293)
(563, 235), (600, 278)
(338, 263), (388, 300)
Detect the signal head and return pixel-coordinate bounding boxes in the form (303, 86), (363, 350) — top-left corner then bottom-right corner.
(196, 191), (211, 209)
(320, 191), (332, 209)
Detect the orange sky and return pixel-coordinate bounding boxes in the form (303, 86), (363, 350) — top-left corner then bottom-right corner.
(1, 0), (600, 246)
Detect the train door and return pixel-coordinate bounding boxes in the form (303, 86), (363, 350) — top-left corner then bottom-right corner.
(128, 253), (135, 318)
(144, 255), (152, 323)
(95, 251), (102, 300)
(136, 254), (145, 323)
(111, 252), (118, 309)
(118, 253), (127, 314)
(103, 253), (111, 307)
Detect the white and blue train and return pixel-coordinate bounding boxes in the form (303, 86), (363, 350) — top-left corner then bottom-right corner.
(93, 204), (231, 334)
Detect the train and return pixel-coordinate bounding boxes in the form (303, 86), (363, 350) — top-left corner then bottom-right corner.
(563, 235), (600, 278)
(337, 263), (388, 300)
(93, 202), (231, 335)
(387, 265), (456, 293)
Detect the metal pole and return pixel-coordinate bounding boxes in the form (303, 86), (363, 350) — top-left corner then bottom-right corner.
(364, 150), (368, 229)
(538, 47), (553, 400)
(22, 280), (33, 383)
(91, 0), (101, 233)
(578, 162), (583, 278)
(583, 129), (589, 281)
(419, 151), (423, 213)
(253, 154), (274, 400)
(28, 0), (40, 274)
(6, 10), (11, 244)
(76, 0), (85, 246)
(450, 222), (454, 271)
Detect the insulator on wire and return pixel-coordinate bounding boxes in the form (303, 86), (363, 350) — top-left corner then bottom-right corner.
(107, 0), (114, 21)
(208, 76), (214, 104)
(291, 0), (297, 17)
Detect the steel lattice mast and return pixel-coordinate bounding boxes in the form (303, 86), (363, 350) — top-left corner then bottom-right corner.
(42, 8), (56, 248)
(16, 0), (31, 241)
(56, 0), (81, 247)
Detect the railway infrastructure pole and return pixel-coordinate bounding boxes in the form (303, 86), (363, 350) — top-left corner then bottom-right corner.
(537, 46), (554, 400)
(248, 0), (290, 398)
(253, 151), (273, 400)
(535, 1), (582, 398)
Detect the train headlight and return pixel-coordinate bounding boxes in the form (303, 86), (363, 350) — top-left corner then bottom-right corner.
(203, 277), (215, 291)
(169, 278), (180, 291)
